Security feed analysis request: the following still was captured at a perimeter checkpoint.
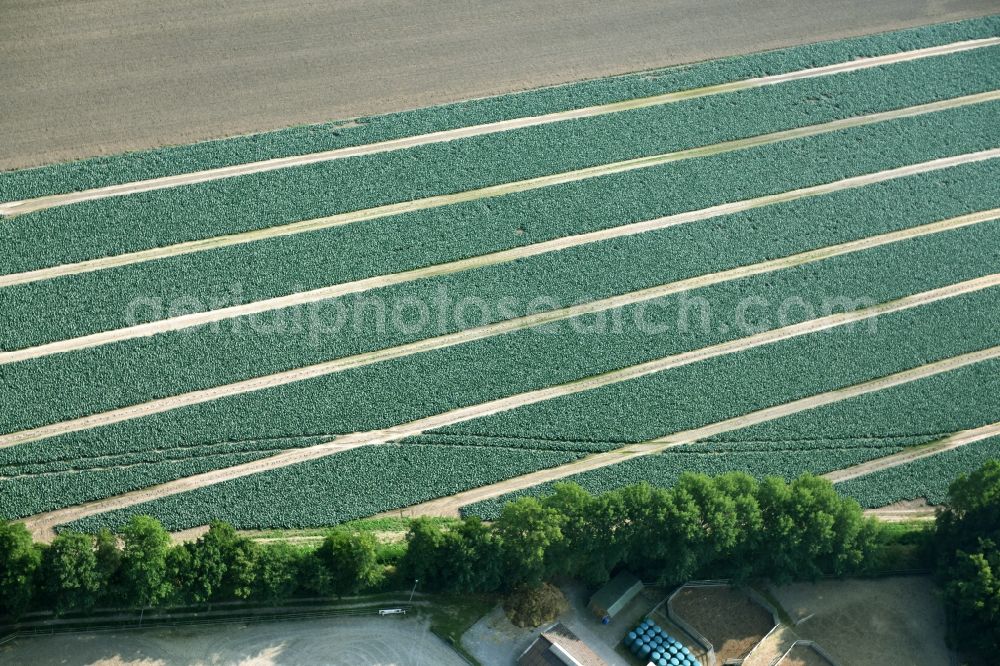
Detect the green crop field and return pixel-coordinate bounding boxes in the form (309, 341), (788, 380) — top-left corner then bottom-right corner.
(1, 16), (999, 536)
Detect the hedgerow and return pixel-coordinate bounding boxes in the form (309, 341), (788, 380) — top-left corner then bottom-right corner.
(4, 219), (999, 436)
(1, 55), (999, 278)
(1, 15), (995, 202)
(4, 153), (1000, 353)
(835, 435), (1000, 507)
(56, 445), (583, 532)
(462, 443), (903, 519)
(6, 288), (998, 519)
(460, 358), (1000, 517)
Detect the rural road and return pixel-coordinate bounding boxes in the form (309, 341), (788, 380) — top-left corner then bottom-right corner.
(1, 0), (996, 170)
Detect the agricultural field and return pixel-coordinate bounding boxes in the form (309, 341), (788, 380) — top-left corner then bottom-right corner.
(1, 16), (999, 538)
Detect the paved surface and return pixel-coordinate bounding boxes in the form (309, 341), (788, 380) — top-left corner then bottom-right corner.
(0, 615), (466, 665)
(462, 583), (661, 665)
(1, 0), (996, 170)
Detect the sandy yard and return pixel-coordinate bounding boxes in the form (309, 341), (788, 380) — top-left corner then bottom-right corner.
(770, 576), (952, 666)
(0, 615), (466, 666)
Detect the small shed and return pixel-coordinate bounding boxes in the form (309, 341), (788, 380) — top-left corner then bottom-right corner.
(517, 623), (607, 666)
(588, 571), (643, 620)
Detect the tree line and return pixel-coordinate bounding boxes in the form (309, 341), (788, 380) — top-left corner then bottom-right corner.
(1, 471), (876, 618)
(2, 465), (997, 662)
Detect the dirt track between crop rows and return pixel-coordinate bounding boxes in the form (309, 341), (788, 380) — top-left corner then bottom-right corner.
(21, 282), (1000, 539)
(395, 346), (1000, 517)
(4, 235), (997, 454)
(5, 151), (998, 365)
(823, 419), (1000, 483)
(2, 0), (996, 172)
(4, 37), (997, 217)
(4, 90), (998, 291)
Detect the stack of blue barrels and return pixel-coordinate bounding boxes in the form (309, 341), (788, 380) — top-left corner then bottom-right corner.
(623, 619), (701, 666)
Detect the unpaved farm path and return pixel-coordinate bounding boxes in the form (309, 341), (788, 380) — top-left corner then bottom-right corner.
(21, 284), (1000, 539)
(4, 250), (997, 452)
(5, 151), (997, 365)
(394, 346), (1000, 518)
(4, 90), (998, 290)
(824, 419), (1000, 483)
(3, 37), (996, 217)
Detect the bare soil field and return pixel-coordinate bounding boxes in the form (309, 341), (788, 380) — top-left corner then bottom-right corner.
(770, 576), (951, 666)
(671, 586), (776, 662)
(1, 0), (996, 170)
(0, 615), (466, 666)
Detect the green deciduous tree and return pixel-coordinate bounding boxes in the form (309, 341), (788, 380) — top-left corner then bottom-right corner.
(43, 531), (102, 613)
(0, 521), (42, 618)
(315, 528), (381, 596)
(935, 460), (1000, 660)
(173, 522), (258, 604)
(401, 517), (445, 590)
(255, 541), (306, 601)
(494, 497), (564, 588)
(120, 516), (173, 608)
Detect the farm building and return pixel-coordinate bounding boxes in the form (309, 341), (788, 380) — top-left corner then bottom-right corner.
(588, 572), (644, 620)
(517, 623), (607, 666)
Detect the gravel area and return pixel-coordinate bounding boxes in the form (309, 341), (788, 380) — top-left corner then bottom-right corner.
(770, 576), (952, 666)
(0, 615), (465, 666)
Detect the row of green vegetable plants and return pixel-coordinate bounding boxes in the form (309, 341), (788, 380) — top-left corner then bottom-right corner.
(0, 434), (330, 477)
(7, 288), (1000, 520)
(416, 287), (1000, 449)
(2, 15), (995, 202)
(4, 145), (999, 352)
(4, 218), (999, 436)
(53, 445), (584, 531)
(836, 434), (1000, 507)
(2, 54), (999, 277)
(459, 356), (1000, 517)
(0, 450), (278, 520)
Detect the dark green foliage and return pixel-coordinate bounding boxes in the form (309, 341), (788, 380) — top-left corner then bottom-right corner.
(170, 522), (257, 604)
(315, 528), (381, 596)
(120, 516), (173, 608)
(502, 583), (569, 628)
(42, 531), (102, 613)
(404, 474), (876, 593)
(0, 470), (896, 617)
(493, 498), (566, 589)
(254, 541), (307, 601)
(934, 460), (1000, 661)
(0, 521), (42, 617)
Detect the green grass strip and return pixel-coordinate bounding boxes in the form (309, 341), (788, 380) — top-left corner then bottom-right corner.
(2, 15), (996, 202)
(1, 50), (999, 276)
